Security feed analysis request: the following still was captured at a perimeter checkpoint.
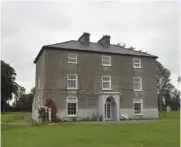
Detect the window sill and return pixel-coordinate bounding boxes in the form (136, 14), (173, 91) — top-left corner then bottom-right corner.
(134, 114), (143, 116)
(66, 115), (77, 118)
(67, 88), (78, 90)
(67, 62), (78, 64)
(102, 89), (112, 91)
(102, 64), (111, 67)
(134, 89), (143, 92)
(133, 67), (142, 69)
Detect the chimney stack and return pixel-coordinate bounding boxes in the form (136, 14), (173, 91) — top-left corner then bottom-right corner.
(97, 35), (111, 47)
(78, 32), (90, 44)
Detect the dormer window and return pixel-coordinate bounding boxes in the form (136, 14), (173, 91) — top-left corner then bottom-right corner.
(68, 53), (77, 64)
(133, 58), (141, 68)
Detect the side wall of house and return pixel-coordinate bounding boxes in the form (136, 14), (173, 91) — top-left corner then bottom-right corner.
(43, 49), (158, 119)
(32, 50), (46, 121)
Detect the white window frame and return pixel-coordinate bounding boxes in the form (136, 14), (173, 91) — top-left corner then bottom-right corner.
(134, 99), (143, 115)
(67, 97), (78, 117)
(133, 77), (142, 91)
(102, 55), (111, 66)
(67, 74), (78, 89)
(68, 53), (77, 64)
(102, 76), (112, 90)
(133, 58), (142, 68)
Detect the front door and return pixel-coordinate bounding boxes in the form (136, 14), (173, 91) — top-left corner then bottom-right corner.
(105, 102), (112, 120)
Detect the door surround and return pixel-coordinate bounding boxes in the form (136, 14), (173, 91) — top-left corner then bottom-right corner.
(97, 92), (121, 121)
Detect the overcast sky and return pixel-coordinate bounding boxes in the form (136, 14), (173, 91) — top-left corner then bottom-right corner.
(1, 1), (180, 93)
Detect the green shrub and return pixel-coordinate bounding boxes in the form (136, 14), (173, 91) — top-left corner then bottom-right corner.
(99, 115), (103, 121)
(91, 114), (97, 121)
(56, 118), (63, 122)
(38, 106), (49, 123)
(83, 116), (90, 121)
(72, 117), (77, 122)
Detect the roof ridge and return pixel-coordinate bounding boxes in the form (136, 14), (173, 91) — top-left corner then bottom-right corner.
(46, 40), (156, 57)
(112, 44), (155, 56)
(44, 40), (75, 47)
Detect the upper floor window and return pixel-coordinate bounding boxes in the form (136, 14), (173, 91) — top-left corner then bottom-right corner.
(68, 53), (77, 64)
(133, 58), (141, 68)
(133, 77), (142, 91)
(67, 97), (78, 117)
(102, 76), (111, 90)
(134, 99), (143, 115)
(102, 55), (111, 66)
(67, 74), (78, 89)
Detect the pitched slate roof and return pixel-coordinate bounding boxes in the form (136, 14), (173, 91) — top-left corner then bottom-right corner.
(34, 40), (158, 63)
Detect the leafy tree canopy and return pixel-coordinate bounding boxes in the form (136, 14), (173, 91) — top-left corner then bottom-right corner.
(1, 60), (18, 111)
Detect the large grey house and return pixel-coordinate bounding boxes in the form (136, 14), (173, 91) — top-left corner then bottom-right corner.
(32, 32), (158, 121)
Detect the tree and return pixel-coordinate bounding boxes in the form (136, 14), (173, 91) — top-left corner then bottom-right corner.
(171, 89), (180, 110)
(13, 87), (35, 111)
(30, 87), (35, 95)
(156, 61), (171, 111)
(156, 61), (180, 111)
(117, 42), (126, 48)
(14, 85), (26, 107)
(1, 60), (18, 111)
(178, 76), (181, 83)
(164, 84), (180, 111)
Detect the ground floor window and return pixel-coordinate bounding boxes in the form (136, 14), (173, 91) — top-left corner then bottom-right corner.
(134, 99), (142, 115)
(67, 97), (78, 116)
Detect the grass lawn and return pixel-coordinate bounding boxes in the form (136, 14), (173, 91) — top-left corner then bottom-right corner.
(1, 111), (180, 147)
(1, 112), (31, 123)
(159, 111), (180, 120)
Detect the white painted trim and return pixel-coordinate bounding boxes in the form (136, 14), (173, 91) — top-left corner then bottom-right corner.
(66, 97), (78, 117)
(102, 64), (111, 67)
(67, 53), (77, 64)
(102, 55), (111, 66)
(67, 88), (78, 90)
(102, 88), (112, 90)
(133, 98), (143, 115)
(67, 74), (78, 89)
(66, 115), (77, 117)
(102, 76), (112, 90)
(133, 77), (142, 91)
(68, 62), (78, 64)
(66, 97), (78, 102)
(134, 89), (143, 92)
(133, 58), (142, 68)
(105, 102), (112, 120)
